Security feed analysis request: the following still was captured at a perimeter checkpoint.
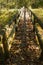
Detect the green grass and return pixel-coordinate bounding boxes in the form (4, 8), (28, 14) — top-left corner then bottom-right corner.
(0, 9), (18, 26)
(31, 8), (43, 22)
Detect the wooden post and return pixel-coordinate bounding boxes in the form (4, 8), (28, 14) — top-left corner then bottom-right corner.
(33, 16), (36, 32)
(2, 29), (9, 59)
(30, 11), (32, 22)
(29, 10), (32, 22)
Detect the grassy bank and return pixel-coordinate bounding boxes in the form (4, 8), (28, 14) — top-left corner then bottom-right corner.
(0, 9), (18, 26)
(31, 8), (43, 22)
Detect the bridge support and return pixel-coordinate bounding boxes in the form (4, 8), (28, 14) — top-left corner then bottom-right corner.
(2, 29), (9, 60)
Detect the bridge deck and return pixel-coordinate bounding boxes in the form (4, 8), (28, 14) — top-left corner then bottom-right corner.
(5, 10), (41, 65)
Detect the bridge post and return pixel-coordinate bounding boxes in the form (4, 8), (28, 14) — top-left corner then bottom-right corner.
(30, 11), (32, 22)
(2, 29), (9, 59)
(33, 16), (36, 32)
(29, 9), (32, 22)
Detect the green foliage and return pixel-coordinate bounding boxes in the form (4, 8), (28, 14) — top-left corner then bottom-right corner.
(0, 9), (18, 26)
(32, 8), (43, 28)
(0, 0), (43, 9)
(16, 0), (30, 8)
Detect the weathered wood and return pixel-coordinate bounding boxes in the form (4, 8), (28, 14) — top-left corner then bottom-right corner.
(35, 26), (43, 60)
(29, 9), (43, 60)
(2, 29), (9, 59)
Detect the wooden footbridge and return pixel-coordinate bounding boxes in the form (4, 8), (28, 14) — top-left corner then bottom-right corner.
(0, 8), (42, 65)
